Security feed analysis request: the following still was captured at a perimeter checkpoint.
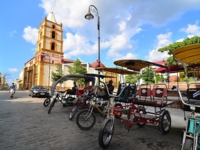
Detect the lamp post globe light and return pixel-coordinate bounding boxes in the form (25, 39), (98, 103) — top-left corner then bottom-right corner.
(85, 5), (100, 85)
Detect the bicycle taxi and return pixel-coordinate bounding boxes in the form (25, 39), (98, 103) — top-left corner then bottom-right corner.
(75, 68), (137, 130)
(47, 74), (95, 114)
(172, 44), (200, 150)
(98, 59), (174, 148)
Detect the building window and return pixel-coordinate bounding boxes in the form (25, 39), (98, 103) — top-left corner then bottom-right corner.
(51, 43), (55, 50)
(52, 25), (55, 29)
(52, 31), (55, 39)
(52, 60), (54, 64)
(39, 43), (41, 51)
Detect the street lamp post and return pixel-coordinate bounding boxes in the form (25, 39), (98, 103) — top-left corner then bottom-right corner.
(85, 5), (100, 85)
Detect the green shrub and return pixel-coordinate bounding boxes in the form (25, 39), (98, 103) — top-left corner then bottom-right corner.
(180, 77), (195, 82)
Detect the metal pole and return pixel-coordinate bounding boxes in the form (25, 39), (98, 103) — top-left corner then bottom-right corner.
(98, 15), (100, 86)
(48, 55), (50, 90)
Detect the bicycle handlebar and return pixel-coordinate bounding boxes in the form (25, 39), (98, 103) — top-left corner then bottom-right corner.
(99, 81), (128, 98)
(172, 85), (200, 109)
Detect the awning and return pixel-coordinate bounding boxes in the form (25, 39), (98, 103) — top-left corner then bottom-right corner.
(172, 44), (200, 64)
(114, 59), (167, 71)
(95, 67), (139, 74)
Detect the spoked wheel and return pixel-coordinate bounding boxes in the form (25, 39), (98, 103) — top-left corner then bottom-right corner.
(98, 118), (114, 148)
(76, 109), (96, 130)
(183, 138), (193, 150)
(133, 106), (146, 127)
(43, 98), (51, 107)
(159, 110), (171, 134)
(69, 106), (78, 120)
(48, 99), (56, 114)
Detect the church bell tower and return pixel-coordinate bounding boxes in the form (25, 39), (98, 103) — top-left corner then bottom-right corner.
(23, 12), (64, 89)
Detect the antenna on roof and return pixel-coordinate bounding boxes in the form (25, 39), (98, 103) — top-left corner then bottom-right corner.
(51, 0), (57, 12)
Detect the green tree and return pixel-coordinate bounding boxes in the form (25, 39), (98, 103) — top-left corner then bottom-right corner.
(67, 59), (87, 74)
(158, 36), (200, 65)
(67, 59), (87, 86)
(141, 67), (155, 84)
(51, 63), (63, 82)
(125, 74), (139, 83)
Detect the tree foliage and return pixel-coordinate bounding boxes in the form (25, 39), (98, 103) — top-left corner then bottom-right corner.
(67, 59), (87, 74)
(67, 59), (87, 86)
(155, 73), (165, 83)
(141, 67), (155, 84)
(125, 74), (139, 83)
(158, 36), (200, 65)
(158, 36), (200, 55)
(51, 63), (63, 82)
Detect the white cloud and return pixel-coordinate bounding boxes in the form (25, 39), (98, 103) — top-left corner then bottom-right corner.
(146, 32), (171, 62)
(9, 30), (17, 37)
(118, 21), (126, 31)
(176, 38), (184, 42)
(63, 33), (97, 58)
(180, 24), (200, 36)
(8, 68), (18, 73)
(23, 26), (38, 45)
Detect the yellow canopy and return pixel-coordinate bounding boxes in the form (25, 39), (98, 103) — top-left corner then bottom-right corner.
(95, 67), (138, 74)
(114, 59), (167, 71)
(172, 44), (200, 64)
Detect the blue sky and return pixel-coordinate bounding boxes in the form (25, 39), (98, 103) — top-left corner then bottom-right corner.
(1, 0), (200, 84)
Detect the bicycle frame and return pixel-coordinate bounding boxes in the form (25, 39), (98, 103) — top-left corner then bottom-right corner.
(85, 97), (110, 118)
(173, 86), (200, 150)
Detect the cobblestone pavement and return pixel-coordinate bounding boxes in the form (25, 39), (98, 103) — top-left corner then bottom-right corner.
(0, 91), (183, 150)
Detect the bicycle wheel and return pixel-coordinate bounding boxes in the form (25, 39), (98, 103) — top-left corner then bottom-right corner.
(159, 110), (171, 134)
(98, 118), (114, 148)
(76, 109), (96, 130)
(48, 99), (56, 114)
(183, 138), (193, 150)
(133, 106), (146, 127)
(69, 106), (78, 120)
(43, 98), (51, 107)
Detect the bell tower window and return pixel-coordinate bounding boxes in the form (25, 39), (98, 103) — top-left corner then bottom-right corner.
(39, 43), (41, 51)
(51, 42), (55, 50)
(52, 31), (55, 39)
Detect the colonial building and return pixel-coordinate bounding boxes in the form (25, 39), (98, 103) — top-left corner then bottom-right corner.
(22, 12), (65, 89)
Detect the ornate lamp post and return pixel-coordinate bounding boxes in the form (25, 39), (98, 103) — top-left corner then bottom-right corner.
(85, 5), (100, 85)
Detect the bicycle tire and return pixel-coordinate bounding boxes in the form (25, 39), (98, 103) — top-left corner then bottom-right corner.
(183, 138), (193, 150)
(98, 118), (114, 148)
(48, 99), (56, 114)
(76, 109), (96, 130)
(43, 98), (51, 107)
(133, 106), (146, 127)
(159, 110), (171, 134)
(69, 106), (78, 120)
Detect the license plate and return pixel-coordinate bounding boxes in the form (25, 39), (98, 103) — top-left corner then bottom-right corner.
(40, 93), (45, 95)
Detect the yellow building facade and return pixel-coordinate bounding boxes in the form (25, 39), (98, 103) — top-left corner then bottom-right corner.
(23, 12), (64, 89)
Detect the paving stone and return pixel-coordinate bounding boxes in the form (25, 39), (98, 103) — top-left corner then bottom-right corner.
(0, 91), (183, 150)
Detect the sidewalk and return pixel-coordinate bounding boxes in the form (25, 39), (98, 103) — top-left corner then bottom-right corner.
(167, 107), (189, 128)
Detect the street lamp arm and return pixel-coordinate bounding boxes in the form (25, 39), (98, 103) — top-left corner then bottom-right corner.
(89, 5), (99, 17)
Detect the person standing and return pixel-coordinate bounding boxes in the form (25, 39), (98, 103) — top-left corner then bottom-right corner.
(107, 80), (114, 94)
(9, 83), (16, 98)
